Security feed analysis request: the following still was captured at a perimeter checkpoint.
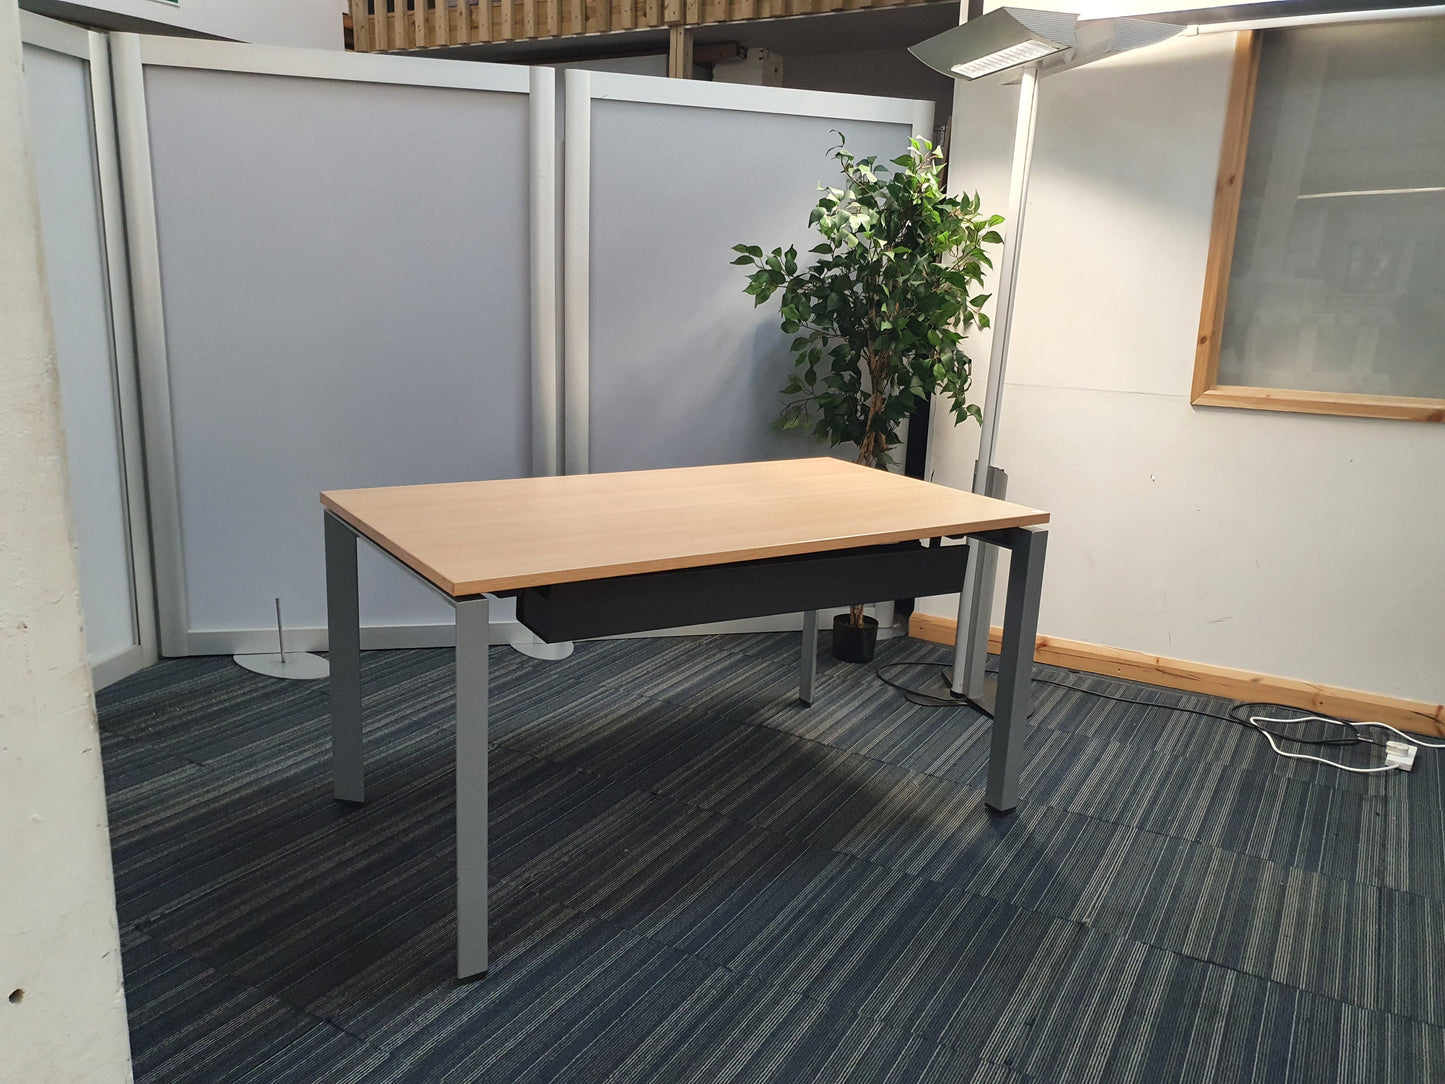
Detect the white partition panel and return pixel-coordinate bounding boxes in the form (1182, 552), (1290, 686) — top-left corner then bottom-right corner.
(112, 36), (557, 654)
(564, 72), (933, 475)
(21, 15), (156, 688)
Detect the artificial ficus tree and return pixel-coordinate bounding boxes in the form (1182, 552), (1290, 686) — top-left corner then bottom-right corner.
(732, 134), (1004, 629)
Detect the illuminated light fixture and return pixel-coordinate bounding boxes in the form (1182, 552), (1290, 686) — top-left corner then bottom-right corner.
(952, 38), (1061, 78)
(910, 8), (1078, 82)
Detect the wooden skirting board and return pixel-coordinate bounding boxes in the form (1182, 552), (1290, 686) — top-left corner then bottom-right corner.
(909, 612), (1445, 739)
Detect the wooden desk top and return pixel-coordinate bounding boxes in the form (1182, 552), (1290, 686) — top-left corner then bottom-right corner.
(321, 458), (1049, 597)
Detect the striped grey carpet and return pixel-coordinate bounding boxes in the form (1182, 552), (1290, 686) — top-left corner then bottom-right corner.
(96, 631), (1445, 1083)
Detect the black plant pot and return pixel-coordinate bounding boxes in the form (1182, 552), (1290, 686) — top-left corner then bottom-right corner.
(831, 614), (879, 664)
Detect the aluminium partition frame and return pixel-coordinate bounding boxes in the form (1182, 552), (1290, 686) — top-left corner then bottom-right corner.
(560, 70), (936, 476)
(111, 35), (560, 656)
(21, 13), (158, 688)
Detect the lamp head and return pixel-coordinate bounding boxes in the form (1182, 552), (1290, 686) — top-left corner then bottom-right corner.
(910, 7), (1078, 80)
(910, 7), (1182, 81)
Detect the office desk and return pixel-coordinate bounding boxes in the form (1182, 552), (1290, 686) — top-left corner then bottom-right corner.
(321, 458), (1049, 979)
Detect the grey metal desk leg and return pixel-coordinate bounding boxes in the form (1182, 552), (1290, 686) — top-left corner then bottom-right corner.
(799, 610), (818, 705)
(325, 512), (364, 804)
(455, 596), (490, 980)
(986, 526), (1048, 813)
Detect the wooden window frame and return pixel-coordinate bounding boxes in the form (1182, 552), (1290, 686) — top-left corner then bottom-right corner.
(1191, 31), (1445, 424)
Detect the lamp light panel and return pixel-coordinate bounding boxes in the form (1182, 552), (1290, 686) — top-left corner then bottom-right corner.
(951, 38), (1064, 79)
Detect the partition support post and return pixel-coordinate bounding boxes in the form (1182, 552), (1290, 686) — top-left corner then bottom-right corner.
(529, 66), (559, 477)
(562, 69), (591, 475)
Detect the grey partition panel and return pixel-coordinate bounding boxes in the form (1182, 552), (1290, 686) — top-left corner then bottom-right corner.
(587, 103), (918, 473)
(139, 66), (533, 649)
(24, 40), (145, 680)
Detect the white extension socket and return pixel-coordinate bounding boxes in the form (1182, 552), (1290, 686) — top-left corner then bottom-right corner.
(1385, 740), (1418, 772)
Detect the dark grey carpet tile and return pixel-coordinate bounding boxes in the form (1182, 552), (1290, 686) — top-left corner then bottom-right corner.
(306, 896), (726, 1080)
(746, 674), (996, 783)
(1004, 926), (1445, 1084)
(100, 729), (204, 793)
(119, 927), (377, 1084)
(1381, 785), (1445, 901)
(598, 966), (1035, 1084)
(1018, 727), (1390, 886)
(650, 723), (919, 849)
(492, 687), (748, 793)
(501, 790), (841, 959)
(134, 747), (634, 1008)
(106, 723), (456, 923)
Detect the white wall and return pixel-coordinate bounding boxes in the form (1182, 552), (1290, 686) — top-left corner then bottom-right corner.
(922, 30), (1445, 706)
(0, 1), (132, 1079)
(23, 0), (342, 48)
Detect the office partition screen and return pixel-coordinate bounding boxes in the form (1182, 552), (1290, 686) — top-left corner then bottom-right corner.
(113, 36), (556, 654)
(22, 16), (155, 686)
(563, 72), (933, 475)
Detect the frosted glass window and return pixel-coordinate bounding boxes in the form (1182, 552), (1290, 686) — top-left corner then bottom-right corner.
(1216, 23), (1445, 399)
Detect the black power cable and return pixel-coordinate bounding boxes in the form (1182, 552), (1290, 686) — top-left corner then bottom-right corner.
(875, 661), (1385, 751)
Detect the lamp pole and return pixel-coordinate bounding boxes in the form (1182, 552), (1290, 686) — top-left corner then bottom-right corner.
(952, 60), (1043, 701)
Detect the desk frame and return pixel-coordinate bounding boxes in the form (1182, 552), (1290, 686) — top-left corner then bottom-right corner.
(324, 510), (1047, 980)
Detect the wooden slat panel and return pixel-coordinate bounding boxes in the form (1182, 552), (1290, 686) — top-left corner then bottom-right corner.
(371, 0), (961, 48)
(350, 0), (370, 51)
(668, 22), (690, 75)
(373, 0), (389, 48)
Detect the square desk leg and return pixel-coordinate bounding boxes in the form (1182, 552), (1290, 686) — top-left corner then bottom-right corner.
(455, 596), (490, 980)
(982, 525), (1048, 814)
(799, 609), (818, 705)
(326, 511), (491, 980)
(325, 512), (364, 804)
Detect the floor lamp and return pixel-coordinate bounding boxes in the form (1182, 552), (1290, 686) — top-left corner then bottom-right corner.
(910, 9), (1181, 708)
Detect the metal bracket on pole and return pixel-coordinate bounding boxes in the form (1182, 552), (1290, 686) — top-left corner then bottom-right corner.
(947, 465), (1013, 712)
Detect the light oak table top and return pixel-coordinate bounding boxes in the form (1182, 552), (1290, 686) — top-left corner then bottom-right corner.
(321, 457), (1049, 597)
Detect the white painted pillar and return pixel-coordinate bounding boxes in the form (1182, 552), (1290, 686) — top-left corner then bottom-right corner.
(0, 0), (133, 1078)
